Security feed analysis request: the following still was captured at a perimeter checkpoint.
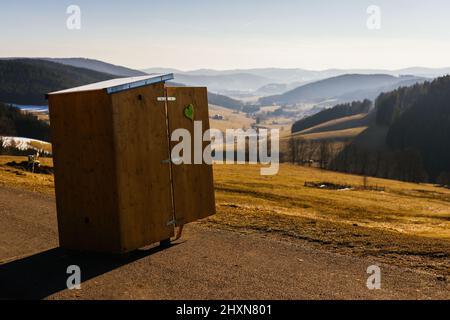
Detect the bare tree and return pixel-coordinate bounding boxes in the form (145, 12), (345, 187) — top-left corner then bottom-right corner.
(437, 172), (450, 187)
(296, 138), (308, 165)
(306, 141), (319, 166)
(318, 140), (331, 170)
(287, 137), (298, 164)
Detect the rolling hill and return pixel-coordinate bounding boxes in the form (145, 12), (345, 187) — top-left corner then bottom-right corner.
(166, 81), (244, 110)
(207, 92), (244, 110)
(0, 59), (116, 105)
(143, 66), (450, 84)
(41, 60), (247, 110)
(142, 66), (450, 98)
(166, 73), (273, 93)
(0, 102), (50, 141)
(0, 58), (245, 110)
(259, 74), (425, 106)
(294, 113), (372, 137)
(43, 58), (147, 77)
(291, 100), (372, 133)
(289, 76), (450, 183)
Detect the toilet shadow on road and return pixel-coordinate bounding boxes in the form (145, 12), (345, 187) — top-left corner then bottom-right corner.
(0, 242), (180, 300)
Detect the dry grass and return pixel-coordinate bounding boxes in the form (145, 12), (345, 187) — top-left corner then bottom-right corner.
(1, 155), (449, 276)
(0, 156), (54, 195)
(298, 113), (368, 135)
(207, 164), (450, 277)
(209, 105), (254, 131)
(292, 126), (368, 141)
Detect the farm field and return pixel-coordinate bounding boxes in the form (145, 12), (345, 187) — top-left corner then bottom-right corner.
(209, 104), (293, 134)
(292, 126), (368, 141)
(0, 156), (54, 194)
(208, 105), (254, 131)
(0, 155), (449, 279)
(289, 113), (371, 142)
(210, 164), (450, 278)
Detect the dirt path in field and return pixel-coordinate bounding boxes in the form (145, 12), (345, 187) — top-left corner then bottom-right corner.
(0, 186), (448, 300)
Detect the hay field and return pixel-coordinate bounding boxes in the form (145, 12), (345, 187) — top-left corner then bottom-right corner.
(208, 164), (450, 276)
(1, 156), (448, 276)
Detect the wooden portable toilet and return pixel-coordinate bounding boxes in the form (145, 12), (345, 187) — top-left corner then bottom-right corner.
(47, 74), (216, 254)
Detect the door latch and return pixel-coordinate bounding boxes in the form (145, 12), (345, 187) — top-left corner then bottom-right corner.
(157, 97), (176, 102)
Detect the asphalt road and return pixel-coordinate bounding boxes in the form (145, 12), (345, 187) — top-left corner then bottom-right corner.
(0, 186), (448, 300)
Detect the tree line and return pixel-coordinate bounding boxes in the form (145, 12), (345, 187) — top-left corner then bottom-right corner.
(375, 76), (450, 182)
(0, 102), (50, 142)
(286, 76), (450, 184)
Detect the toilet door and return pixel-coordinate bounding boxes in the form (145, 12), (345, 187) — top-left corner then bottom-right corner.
(165, 87), (216, 225)
(111, 82), (175, 250)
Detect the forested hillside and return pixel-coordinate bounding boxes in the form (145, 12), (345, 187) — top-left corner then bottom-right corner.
(383, 76), (450, 180)
(0, 102), (50, 141)
(375, 82), (430, 126)
(0, 59), (116, 105)
(167, 81), (245, 110)
(330, 76), (450, 183)
(292, 99), (372, 133)
(207, 92), (245, 110)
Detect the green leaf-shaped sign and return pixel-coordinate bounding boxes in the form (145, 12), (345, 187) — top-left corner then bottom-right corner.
(184, 104), (195, 121)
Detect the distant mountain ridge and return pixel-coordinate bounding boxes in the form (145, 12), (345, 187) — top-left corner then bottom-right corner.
(0, 58), (245, 110)
(173, 73), (272, 92)
(144, 66), (450, 80)
(142, 66), (450, 96)
(166, 81), (244, 110)
(259, 74), (426, 106)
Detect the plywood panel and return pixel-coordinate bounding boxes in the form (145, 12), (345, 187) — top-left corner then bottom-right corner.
(166, 87), (216, 225)
(111, 83), (174, 251)
(48, 90), (122, 253)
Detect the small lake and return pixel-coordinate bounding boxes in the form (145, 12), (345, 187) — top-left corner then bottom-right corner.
(14, 105), (49, 113)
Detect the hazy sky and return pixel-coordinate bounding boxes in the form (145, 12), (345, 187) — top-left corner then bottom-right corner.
(2, 0), (450, 70)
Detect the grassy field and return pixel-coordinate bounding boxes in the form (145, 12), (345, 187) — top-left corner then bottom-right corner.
(292, 127), (368, 141)
(288, 113), (370, 142)
(0, 156), (54, 194)
(298, 114), (369, 134)
(209, 105), (254, 131)
(1, 155), (449, 277)
(209, 164), (450, 277)
(209, 105), (293, 134)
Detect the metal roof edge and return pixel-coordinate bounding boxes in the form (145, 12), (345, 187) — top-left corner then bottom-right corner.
(106, 73), (174, 94)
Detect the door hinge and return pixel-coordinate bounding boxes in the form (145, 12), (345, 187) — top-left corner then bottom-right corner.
(167, 218), (184, 227)
(157, 97), (176, 102)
